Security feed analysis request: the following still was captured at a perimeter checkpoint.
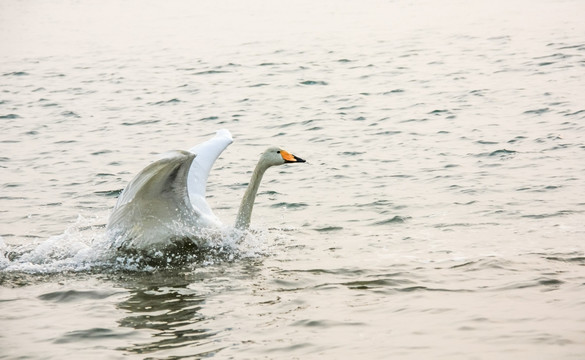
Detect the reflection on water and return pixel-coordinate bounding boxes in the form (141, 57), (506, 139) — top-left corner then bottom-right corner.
(117, 283), (215, 356)
(112, 262), (264, 358)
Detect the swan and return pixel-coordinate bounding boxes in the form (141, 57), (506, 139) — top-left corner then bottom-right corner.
(106, 129), (305, 252)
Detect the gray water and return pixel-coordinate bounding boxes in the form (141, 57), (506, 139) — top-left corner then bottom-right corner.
(1, 0), (585, 358)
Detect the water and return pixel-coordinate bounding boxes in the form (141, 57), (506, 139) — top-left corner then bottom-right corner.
(1, 0), (585, 358)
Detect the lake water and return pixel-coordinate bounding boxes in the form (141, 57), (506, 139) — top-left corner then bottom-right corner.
(1, 0), (585, 358)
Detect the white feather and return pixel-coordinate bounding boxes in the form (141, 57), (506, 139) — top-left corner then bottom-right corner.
(187, 129), (233, 226)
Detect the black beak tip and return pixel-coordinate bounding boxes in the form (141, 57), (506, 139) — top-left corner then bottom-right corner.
(294, 155), (306, 163)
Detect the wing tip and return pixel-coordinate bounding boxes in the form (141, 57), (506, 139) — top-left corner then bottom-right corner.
(216, 128), (234, 144)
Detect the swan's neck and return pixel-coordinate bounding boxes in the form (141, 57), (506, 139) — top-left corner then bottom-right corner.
(235, 159), (270, 229)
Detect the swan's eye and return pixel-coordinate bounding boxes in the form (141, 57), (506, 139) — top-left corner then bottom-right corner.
(277, 150), (281, 154)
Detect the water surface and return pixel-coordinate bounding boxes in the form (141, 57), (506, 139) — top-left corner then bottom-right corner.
(1, 0), (585, 358)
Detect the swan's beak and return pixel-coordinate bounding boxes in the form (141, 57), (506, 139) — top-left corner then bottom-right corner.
(280, 150), (306, 163)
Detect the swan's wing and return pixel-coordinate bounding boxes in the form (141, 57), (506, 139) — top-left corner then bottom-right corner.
(112, 150), (195, 210)
(107, 150), (197, 248)
(187, 129), (233, 223)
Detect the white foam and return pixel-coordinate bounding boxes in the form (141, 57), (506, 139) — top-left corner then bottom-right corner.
(0, 215), (271, 274)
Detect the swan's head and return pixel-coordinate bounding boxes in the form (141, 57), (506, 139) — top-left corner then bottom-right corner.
(261, 146), (306, 167)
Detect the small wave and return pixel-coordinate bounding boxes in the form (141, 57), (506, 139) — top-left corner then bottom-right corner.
(193, 70), (229, 75)
(38, 289), (121, 303)
(337, 276), (464, 293)
(523, 108), (550, 115)
(54, 328), (133, 344)
(399, 118), (428, 123)
(3, 71), (29, 76)
(148, 99), (181, 106)
(489, 149), (516, 156)
(300, 80), (328, 86)
(93, 189), (123, 198)
(496, 277), (564, 291)
(507, 135), (527, 143)
(474, 149), (517, 158)
(61, 111), (80, 118)
(397, 286), (466, 293)
(544, 255), (585, 265)
(382, 89), (405, 95)
(521, 210), (575, 219)
(342, 278), (406, 290)
(476, 140), (499, 145)
(270, 202), (308, 209)
(338, 151), (364, 156)
(556, 43), (585, 50)
(314, 226), (343, 232)
(449, 257), (515, 271)
(563, 109), (585, 117)
(91, 150), (113, 156)
(0, 114), (21, 119)
(121, 119), (161, 126)
(515, 185), (561, 193)
(375, 130), (402, 136)
(372, 216), (410, 225)
(292, 319), (364, 328)
(428, 109), (450, 115)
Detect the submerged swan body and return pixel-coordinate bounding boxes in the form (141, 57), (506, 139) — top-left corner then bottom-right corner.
(106, 129), (305, 252)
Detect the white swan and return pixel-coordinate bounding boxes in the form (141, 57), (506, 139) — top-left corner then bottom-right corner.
(106, 129), (305, 252)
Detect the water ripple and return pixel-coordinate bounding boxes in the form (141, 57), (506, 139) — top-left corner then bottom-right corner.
(39, 289), (120, 302)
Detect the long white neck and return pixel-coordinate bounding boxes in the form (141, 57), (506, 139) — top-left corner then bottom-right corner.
(235, 158), (271, 229)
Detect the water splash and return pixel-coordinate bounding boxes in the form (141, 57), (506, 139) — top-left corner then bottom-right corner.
(0, 215), (270, 274)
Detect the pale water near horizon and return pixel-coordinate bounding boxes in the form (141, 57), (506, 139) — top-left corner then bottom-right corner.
(1, 0), (585, 358)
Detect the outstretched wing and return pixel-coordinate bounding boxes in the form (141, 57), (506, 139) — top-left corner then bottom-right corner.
(113, 150), (195, 210)
(107, 150), (198, 249)
(187, 129), (233, 224)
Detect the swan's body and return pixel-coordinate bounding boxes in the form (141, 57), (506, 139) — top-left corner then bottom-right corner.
(106, 129), (305, 252)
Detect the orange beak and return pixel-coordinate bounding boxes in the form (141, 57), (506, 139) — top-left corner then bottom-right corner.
(280, 149), (306, 163)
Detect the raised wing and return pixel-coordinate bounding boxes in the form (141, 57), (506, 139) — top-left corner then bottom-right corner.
(113, 150), (195, 210)
(187, 129), (233, 225)
(107, 150), (198, 250)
